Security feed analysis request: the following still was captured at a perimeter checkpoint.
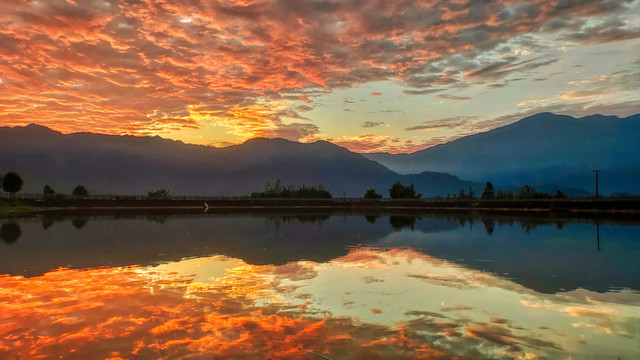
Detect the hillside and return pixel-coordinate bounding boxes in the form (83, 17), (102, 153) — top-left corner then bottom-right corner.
(365, 113), (640, 195)
(0, 124), (482, 197)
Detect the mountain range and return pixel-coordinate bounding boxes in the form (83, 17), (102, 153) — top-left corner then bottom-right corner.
(0, 124), (482, 197)
(1, 111), (637, 197)
(365, 112), (640, 196)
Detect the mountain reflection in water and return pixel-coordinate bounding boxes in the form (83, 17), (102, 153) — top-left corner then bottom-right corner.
(1, 212), (639, 359)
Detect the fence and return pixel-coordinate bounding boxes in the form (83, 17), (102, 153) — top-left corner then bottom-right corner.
(1, 192), (635, 202)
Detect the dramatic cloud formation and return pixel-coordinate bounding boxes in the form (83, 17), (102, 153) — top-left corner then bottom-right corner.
(0, 0), (639, 151)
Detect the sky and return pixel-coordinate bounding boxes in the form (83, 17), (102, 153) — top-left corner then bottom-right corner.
(0, 0), (639, 153)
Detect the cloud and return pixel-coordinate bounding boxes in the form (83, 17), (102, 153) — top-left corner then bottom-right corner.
(563, 16), (640, 44)
(260, 122), (320, 142)
(362, 121), (385, 128)
(559, 90), (604, 100)
(464, 57), (559, 81)
(437, 94), (471, 101)
(331, 134), (430, 154)
(0, 0), (638, 143)
(405, 116), (477, 131)
(403, 88), (444, 95)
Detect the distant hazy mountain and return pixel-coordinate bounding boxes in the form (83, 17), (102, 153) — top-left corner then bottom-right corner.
(365, 113), (640, 195)
(0, 124), (482, 197)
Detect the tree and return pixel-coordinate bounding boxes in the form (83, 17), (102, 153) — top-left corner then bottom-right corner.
(389, 181), (422, 199)
(364, 188), (383, 199)
(147, 188), (171, 199)
(554, 189), (567, 199)
(457, 188), (466, 199)
(481, 182), (495, 199)
(467, 186), (475, 199)
(2, 172), (24, 197)
(517, 185), (535, 199)
(496, 190), (515, 199)
(72, 185), (88, 197)
(250, 180), (332, 199)
(43, 185), (56, 198)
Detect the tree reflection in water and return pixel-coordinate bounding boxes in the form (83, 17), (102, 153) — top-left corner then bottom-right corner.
(0, 223), (21, 243)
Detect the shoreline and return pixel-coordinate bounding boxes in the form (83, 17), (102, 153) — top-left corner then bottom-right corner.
(2, 197), (640, 218)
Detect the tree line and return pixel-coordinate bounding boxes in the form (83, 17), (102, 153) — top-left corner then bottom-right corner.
(364, 181), (568, 200)
(250, 179), (332, 199)
(0, 171), (89, 198)
(0, 172), (570, 200)
(446, 182), (567, 200)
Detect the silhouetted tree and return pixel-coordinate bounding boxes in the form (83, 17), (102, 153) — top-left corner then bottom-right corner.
(457, 188), (466, 199)
(251, 180), (332, 199)
(389, 182), (422, 199)
(147, 188), (171, 199)
(481, 182), (495, 199)
(2, 172), (23, 197)
(516, 185), (550, 199)
(467, 186), (475, 199)
(72, 185), (88, 197)
(1, 223), (22, 243)
(554, 189), (567, 199)
(517, 185), (535, 199)
(43, 185), (55, 198)
(364, 188), (383, 199)
(496, 190), (515, 199)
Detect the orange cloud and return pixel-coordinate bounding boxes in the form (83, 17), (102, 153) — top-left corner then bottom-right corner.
(331, 134), (429, 154)
(0, 0), (637, 147)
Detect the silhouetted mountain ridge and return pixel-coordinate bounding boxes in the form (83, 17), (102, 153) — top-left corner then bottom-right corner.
(365, 112), (640, 195)
(0, 125), (482, 197)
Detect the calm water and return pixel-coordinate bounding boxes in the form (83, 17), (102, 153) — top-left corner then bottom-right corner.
(1, 211), (639, 359)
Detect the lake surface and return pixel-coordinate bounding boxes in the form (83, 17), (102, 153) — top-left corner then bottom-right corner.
(1, 211), (639, 359)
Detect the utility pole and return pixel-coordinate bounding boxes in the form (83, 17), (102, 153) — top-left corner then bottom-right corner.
(592, 170), (600, 199)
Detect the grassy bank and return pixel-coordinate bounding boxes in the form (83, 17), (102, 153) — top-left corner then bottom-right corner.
(0, 198), (61, 215)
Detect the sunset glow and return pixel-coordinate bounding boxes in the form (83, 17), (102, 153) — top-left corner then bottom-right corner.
(1, 0), (638, 152)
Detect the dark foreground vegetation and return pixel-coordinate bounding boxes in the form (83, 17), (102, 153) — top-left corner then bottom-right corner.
(1, 173), (639, 215)
(250, 180), (332, 199)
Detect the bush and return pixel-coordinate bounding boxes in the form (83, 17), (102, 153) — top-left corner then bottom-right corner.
(147, 188), (171, 199)
(43, 185), (56, 198)
(389, 182), (421, 199)
(72, 185), (88, 197)
(251, 180), (332, 199)
(364, 188), (383, 199)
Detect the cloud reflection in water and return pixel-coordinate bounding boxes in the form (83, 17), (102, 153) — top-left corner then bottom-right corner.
(1, 248), (638, 359)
